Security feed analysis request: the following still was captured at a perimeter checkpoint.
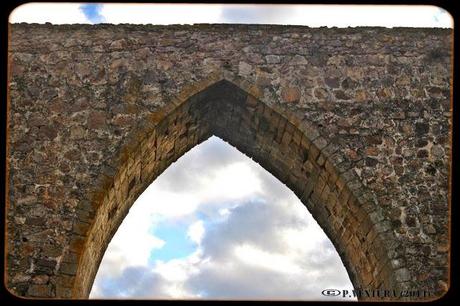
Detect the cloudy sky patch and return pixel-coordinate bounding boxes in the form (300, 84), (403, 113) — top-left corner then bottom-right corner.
(10, 3), (453, 28)
(90, 137), (355, 300)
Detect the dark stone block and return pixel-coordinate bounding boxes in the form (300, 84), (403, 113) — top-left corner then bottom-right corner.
(325, 77), (340, 88)
(341, 77), (358, 90)
(27, 284), (52, 297)
(35, 258), (56, 274)
(416, 139), (428, 147)
(415, 122), (430, 135)
(417, 150), (429, 158)
(333, 89), (350, 100)
(365, 157), (379, 167)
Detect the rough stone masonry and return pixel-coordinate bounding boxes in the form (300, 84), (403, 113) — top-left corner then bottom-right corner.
(6, 23), (451, 300)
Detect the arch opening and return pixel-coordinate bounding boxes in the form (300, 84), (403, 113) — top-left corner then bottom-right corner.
(89, 136), (356, 300)
(69, 79), (400, 300)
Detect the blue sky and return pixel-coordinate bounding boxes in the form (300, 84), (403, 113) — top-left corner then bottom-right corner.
(79, 4), (105, 23)
(149, 220), (196, 262)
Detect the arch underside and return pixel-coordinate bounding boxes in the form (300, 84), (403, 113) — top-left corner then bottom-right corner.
(72, 79), (400, 300)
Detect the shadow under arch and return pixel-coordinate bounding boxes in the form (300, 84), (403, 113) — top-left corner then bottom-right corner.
(68, 76), (403, 300)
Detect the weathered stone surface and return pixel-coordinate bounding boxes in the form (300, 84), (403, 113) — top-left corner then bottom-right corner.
(87, 111), (107, 130)
(7, 23), (451, 301)
(281, 87), (300, 103)
(265, 55), (280, 64)
(27, 284), (52, 297)
(325, 77), (340, 88)
(31, 275), (49, 285)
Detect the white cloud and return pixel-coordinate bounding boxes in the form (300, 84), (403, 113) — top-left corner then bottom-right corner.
(99, 3), (224, 25)
(187, 220), (205, 245)
(133, 189), (201, 219)
(92, 137), (262, 290)
(233, 244), (302, 275)
(151, 252), (204, 298)
(285, 5), (453, 28)
(9, 3), (452, 28)
(9, 3), (90, 24)
(91, 137), (356, 300)
(128, 137), (263, 221)
(93, 212), (165, 279)
(201, 161), (262, 201)
(219, 4), (452, 28)
(154, 258), (194, 283)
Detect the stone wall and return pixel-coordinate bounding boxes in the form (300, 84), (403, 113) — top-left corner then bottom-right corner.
(6, 23), (452, 300)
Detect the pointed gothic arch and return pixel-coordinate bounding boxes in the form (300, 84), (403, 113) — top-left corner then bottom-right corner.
(63, 75), (404, 300)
